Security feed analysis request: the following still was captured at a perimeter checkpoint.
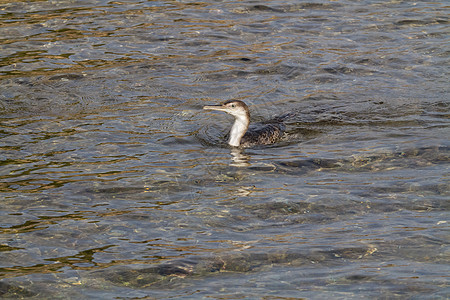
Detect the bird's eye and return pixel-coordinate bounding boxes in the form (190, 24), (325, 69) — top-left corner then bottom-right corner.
(231, 104), (235, 108)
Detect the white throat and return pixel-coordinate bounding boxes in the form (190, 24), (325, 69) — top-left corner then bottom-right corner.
(228, 114), (249, 147)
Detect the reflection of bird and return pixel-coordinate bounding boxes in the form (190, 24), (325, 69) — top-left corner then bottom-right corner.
(203, 100), (285, 147)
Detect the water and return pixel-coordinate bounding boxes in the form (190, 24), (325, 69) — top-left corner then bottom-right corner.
(1, 0), (449, 298)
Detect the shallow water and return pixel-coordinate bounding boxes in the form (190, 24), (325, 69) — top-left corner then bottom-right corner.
(0, 0), (449, 299)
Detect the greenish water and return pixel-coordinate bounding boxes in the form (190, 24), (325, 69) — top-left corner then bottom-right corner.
(0, 0), (449, 299)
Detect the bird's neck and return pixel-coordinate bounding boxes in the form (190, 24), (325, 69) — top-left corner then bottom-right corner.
(228, 115), (249, 147)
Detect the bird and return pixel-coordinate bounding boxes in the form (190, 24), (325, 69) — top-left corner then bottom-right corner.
(203, 100), (286, 148)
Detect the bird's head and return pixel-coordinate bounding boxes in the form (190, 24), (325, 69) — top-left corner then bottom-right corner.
(203, 100), (250, 120)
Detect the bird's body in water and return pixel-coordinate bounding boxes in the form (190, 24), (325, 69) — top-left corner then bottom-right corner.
(203, 100), (286, 148)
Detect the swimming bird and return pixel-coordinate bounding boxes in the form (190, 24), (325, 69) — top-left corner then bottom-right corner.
(203, 100), (285, 147)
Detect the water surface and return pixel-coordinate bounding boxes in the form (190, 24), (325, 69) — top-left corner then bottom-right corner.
(0, 0), (449, 299)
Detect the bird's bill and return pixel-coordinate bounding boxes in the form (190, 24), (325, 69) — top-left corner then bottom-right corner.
(203, 104), (227, 111)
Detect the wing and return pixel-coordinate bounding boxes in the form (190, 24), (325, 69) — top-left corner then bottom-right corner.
(240, 123), (285, 147)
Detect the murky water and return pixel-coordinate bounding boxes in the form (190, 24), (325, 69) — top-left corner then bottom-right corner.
(1, 0), (449, 298)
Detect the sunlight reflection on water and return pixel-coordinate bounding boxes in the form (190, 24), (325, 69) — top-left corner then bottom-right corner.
(0, 0), (449, 298)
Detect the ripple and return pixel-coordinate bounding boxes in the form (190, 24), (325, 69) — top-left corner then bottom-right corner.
(0, 0), (448, 298)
